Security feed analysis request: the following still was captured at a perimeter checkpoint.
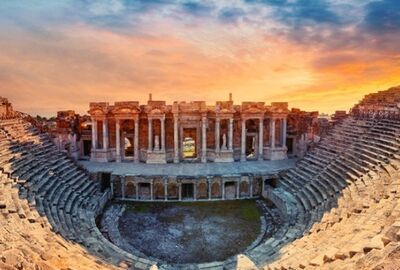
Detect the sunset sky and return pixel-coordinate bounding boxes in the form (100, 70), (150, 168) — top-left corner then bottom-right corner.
(0, 0), (399, 116)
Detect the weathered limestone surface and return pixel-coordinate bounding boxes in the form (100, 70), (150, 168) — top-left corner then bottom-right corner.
(88, 97), (291, 163)
(236, 254), (258, 270)
(0, 117), (156, 270)
(1, 87), (400, 270)
(260, 87), (400, 270)
(0, 172), (120, 270)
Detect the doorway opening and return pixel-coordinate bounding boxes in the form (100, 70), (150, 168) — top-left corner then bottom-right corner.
(246, 134), (257, 160)
(182, 128), (197, 159)
(100, 172), (111, 192)
(124, 136), (134, 157)
(83, 140), (91, 156)
(121, 120), (135, 159)
(182, 183), (194, 199)
(224, 182), (236, 199)
(138, 183), (151, 200)
(286, 137), (293, 155)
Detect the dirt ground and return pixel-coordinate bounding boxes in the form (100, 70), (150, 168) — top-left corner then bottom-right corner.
(118, 200), (265, 263)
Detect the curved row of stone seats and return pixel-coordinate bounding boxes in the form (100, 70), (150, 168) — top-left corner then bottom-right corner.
(255, 116), (400, 268)
(0, 118), (158, 269)
(0, 171), (120, 270)
(265, 162), (400, 269)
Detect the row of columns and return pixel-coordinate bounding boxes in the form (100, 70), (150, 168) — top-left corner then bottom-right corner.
(92, 116), (287, 162)
(240, 117), (287, 161)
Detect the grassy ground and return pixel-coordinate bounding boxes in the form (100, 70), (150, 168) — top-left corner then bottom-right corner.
(125, 200), (261, 221)
(119, 199), (263, 263)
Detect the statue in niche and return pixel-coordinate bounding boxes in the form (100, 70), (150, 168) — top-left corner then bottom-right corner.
(154, 135), (160, 151)
(221, 133), (227, 150)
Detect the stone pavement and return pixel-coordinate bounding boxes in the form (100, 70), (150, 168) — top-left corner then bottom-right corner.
(79, 159), (297, 176)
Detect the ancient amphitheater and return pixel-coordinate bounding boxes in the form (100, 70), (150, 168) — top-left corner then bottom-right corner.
(1, 87), (400, 270)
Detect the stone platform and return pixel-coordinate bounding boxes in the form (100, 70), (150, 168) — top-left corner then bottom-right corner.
(79, 159), (296, 177)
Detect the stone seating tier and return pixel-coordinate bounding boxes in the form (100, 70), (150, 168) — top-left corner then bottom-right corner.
(263, 113), (400, 269)
(1, 102), (400, 270)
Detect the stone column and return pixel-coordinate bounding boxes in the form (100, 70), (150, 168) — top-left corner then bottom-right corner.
(241, 119), (246, 161)
(103, 118), (108, 150)
(135, 182), (139, 200)
(116, 119), (121, 162)
(262, 178), (265, 194)
(250, 179), (253, 198)
(91, 118), (97, 149)
(215, 117), (220, 155)
(270, 118), (276, 148)
(282, 118), (287, 147)
(201, 116), (207, 163)
(121, 176), (126, 199)
(164, 179), (168, 201)
(161, 116), (165, 151)
(148, 118), (153, 152)
(222, 181), (225, 200)
(228, 118), (233, 151)
(178, 182), (182, 201)
(236, 181), (240, 199)
(193, 183), (197, 201)
(150, 180), (153, 201)
(110, 178), (114, 197)
(258, 118), (264, 160)
(134, 119), (139, 163)
(173, 115), (179, 163)
(208, 179), (211, 200)
(58, 134), (62, 151)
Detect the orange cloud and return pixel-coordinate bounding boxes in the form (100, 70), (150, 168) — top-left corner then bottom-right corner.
(1, 19), (399, 117)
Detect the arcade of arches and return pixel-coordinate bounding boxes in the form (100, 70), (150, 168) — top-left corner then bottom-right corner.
(111, 174), (266, 201)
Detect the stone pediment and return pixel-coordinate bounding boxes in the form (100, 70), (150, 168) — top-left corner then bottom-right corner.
(142, 106), (168, 115)
(89, 102), (109, 115)
(220, 108), (233, 113)
(241, 102), (265, 114)
(113, 101), (140, 115)
(89, 109), (104, 116)
(150, 108), (163, 114)
(245, 107), (263, 114)
(112, 107), (140, 114)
